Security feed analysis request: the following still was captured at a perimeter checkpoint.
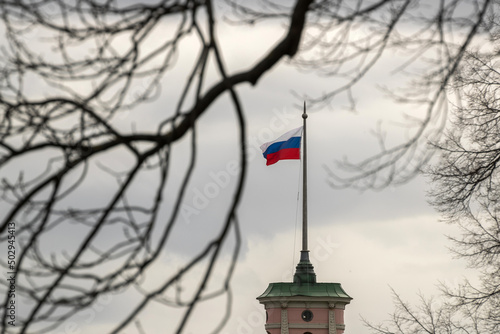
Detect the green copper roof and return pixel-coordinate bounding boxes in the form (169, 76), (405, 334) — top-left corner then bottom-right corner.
(257, 281), (352, 300)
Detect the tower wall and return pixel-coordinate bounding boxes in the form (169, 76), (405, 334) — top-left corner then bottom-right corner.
(257, 255), (351, 334)
(261, 300), (348, 334)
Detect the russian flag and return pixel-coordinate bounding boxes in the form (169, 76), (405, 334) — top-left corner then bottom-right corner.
(260, 127), (302, 166)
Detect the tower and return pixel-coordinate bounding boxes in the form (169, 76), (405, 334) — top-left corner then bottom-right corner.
(257, 104), (352, 334)
(257, 251), (352, 334)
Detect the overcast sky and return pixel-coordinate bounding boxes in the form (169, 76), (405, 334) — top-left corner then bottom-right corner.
(161, 15), (474, 334)
(115, 17), (474, 334)
(0, 2), (480, 333)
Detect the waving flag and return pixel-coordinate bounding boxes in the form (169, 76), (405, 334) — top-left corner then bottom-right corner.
(260, 127), (302, 166)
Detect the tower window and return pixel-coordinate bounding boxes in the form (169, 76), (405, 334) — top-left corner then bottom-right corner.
(301, 310), (313, 322)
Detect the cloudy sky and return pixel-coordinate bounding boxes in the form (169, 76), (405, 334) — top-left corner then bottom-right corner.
(0, 2), (480, 333)
(120, 15), (473, 333)
(155, 15), (474, 334)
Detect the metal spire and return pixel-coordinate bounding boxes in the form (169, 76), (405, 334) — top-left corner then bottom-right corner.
(302, 101), (308, 254)
(294, 101), (316, 284)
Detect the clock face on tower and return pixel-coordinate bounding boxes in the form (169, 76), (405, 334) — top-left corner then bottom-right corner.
(301, 309), (313, 322)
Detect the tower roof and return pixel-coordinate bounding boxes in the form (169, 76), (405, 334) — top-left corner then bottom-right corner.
(257, 281), (352, 300)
